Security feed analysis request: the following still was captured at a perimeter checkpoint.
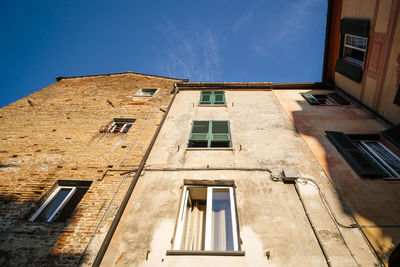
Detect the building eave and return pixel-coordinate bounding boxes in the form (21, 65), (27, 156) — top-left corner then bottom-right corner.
(56, 71), (189, 82)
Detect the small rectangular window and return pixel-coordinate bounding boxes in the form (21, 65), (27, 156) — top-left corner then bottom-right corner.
(100, 118), (135, 133)
(343, 34), (367, 67)
(188, 121), (231, 148)
(30, 180), (91, 222)
(135, 88), (158, 97)
(300, 92), (349, 106)
(326, 131), (400, 178)
(199, 91), (226, 105)
(173, 185), (239, 251)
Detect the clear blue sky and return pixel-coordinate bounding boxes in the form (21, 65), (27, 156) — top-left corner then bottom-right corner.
(0, 0), (327, 107)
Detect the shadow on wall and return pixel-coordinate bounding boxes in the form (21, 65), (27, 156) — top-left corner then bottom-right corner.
(290, 97), (400, 265)
(0, 193), (83, 266)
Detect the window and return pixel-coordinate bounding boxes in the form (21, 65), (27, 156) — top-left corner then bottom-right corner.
(301, 92), (350, 106)
(199, 91), (225, 105)
(30, 180), (91, 222)
(135, 88), (158, 97)
(343, 34), (367, 67)
(335, 18), (370, 83)
(173, 185), (239, 251)
(326, 131), (400, 178)
(100, 118), (135, 133)
(188, 121), (231, 148)
(394, 84), (400, 107)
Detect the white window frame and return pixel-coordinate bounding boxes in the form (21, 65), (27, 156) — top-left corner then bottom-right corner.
(106, 122), (134, 133)
(134, 88), (159, 97)
(29, 186), (76, 222)
(359, 141), (400, 178)
(343, 34), (367, 67)
(173, 185), (239, 251)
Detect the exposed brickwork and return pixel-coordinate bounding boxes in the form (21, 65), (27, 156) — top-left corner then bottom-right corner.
(0, 73), (182, 266)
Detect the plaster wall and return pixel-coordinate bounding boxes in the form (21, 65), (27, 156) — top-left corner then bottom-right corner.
(377, 13), (400, 124)
(102, 90), (379, 266)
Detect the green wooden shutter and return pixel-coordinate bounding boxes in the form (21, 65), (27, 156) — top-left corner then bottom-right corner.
(335, 59), (362, 83)
(213, 91), (225, 104)
(300, 92), (320, 105)
(189, 121), (209, 147)
(328, 93), (350, 105)
(382, 124), (400, 150)
(200, 92), (212, 104)
(326, 131), (388, 178)
(211, 121), (231, 147)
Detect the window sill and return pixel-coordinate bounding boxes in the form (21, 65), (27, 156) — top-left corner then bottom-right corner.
(166, 250), (245, 256)
(186, 147), (233, 151)
(132, 95), (155, 97)
(198, 104), (227, 107)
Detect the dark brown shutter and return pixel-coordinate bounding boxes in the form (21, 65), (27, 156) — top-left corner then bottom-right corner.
(382, 124), (400, 150)
(394, 84), (400, 107)
(326, 131), (388, 178)
(340, 18), (370, 37)
(335, 59), (362, 83)
(328, 93), (350, 105)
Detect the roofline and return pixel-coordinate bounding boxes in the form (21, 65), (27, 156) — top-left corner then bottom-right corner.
(176, 82), (326, 90)
(322, 0), (333, 82)
(56, 71), (189, 82)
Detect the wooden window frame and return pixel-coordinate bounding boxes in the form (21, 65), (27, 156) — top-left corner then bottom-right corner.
(29, 186), (76, 222)
(172, 185), (239, 252)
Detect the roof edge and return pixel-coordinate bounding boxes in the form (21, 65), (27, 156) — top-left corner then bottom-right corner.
(56, 71), (189, 82)
(177, 82), (326, 90)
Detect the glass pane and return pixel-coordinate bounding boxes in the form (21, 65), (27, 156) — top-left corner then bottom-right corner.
(365, 142), (400, 170)
(212, 121), (229, 134)
(345, 35), (367, 49)
(141, 89), (156, 95)
(211, 189), (233, 251)
(192, 121), (209, 133)
(344, 47), (365, 64)
(39, 188), (72, 222)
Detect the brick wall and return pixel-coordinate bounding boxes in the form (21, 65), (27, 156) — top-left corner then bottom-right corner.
(0, 73), (181, 266)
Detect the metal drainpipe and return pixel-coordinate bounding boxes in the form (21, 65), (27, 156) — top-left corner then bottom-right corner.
(92, 84), (179, 267)
(294, 181), (332, 267)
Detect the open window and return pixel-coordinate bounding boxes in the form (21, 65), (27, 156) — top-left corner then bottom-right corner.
(199, 91), (226, 105)
(172, 185), (239, 251)
(335, 18), (370, 83)
(29, 180), (92, 222)
(188, 121), (231, 148)
(301, 92), (350, 106)
(326, 131), (400, 179)
(135, 88), (158, 97)
(100, 118), (135, 133)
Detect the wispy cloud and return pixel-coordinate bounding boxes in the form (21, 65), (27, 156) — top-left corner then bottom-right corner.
(156, 17), (220, 81)
(232, 1), (263, 31)
(251, 0), (320, 57)
(232, 9), (253, 31)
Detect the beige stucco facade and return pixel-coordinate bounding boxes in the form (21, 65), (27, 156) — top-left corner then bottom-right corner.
(327, 0), (400, 124)
(101, 88), (381, 266)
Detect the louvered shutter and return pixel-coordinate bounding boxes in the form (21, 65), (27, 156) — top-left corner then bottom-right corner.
(300, 92), (320, 105)
(211, 121), (231, 147)
(326, 131), (388, 178)
(213, 91), (225, 104)
(328, 93), (350, 105)
(335, 59), (363, 83)
(200, 92), (212, 104)
(340, 18), (370, 37)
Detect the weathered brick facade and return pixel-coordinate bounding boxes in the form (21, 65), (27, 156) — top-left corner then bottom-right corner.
(0, 72), (183, 266)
